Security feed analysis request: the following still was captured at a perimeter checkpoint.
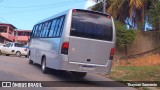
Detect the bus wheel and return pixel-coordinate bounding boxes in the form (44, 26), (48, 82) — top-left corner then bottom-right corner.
(16, 51), (21, 57)
(41, 57), (48, 74)
(28, 54), (33, 64)
(71, 71), (87, 78)
(0, 50), (2, 55)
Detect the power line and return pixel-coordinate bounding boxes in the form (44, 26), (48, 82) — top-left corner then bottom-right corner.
(0, 0), (85, 14)
(0, 16), (9, 23)
(0, 0), (85, 8)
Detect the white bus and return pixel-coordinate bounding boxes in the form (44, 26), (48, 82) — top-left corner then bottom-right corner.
(29, 9), (116, 78)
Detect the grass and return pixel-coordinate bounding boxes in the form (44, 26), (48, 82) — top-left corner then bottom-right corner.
(109, 66), (160, 81)
(108, 66), (160, 90)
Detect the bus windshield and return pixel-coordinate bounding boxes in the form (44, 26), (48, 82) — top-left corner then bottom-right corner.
(70, 10), (113, 41)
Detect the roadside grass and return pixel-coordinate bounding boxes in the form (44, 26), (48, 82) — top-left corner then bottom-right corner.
(108, 66), (160, 90)
(108, 54), (160, 90)
(109, 66), (160, 81)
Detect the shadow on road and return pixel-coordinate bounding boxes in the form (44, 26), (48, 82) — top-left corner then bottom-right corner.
(0, 54), (27, 58)
(32, 63), (85, 81)
(32, 64), (127, 87)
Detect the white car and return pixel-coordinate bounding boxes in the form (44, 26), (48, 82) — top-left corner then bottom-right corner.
(0, 42), (28, 57)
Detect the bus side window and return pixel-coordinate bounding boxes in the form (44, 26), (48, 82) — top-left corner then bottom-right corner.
(53, 18), (60, 37)
(49, 19), (57, 37)
(33, 26), (37, 37)
(59, 16), (65, 36)
(46, 21), (51, 37)
(31, 26), (35, 38)
(43, 22), (49, 37)
(37, 24), (43, 37)
(34, 25), (39, 38)
(40, 23), (45, 37)
(56, 16), (64, 37)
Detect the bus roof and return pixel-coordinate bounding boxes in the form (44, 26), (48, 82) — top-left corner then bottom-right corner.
(35, 9), (110, 25)
(35, 9), (70, 25)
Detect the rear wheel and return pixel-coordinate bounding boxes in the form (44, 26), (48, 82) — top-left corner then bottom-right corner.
(0, 50), (2, 55)
(41, 57), (49, 74)
(28, 53), (33, 64)
(71, 71), (87, 78)
(16, 51), (21, 57)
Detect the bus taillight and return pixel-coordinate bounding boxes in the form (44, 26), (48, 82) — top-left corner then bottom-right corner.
(73, 9), (77, 12)
(107, 16), (111, 19)
(109, 48), (115, 60)
(61, 42), (69, 55)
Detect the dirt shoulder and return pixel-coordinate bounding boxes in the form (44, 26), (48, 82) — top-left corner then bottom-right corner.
(113, 54), (160, 66)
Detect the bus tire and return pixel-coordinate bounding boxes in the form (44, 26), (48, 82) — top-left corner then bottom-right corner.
(71, 71), (87, 78)
(0, 50), (2, 55)
(28, 54), (33, 64)
(41, 57), (48, 74)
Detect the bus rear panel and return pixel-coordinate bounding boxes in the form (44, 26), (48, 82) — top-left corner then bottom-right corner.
(60, 9), (115, 74)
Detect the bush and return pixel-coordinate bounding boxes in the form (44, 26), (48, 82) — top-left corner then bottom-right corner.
(115, 21), (136, 56)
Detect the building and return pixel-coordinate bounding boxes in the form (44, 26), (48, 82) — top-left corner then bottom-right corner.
(0, 23), (31, 45)
(15, 30), (31, 45)
(0, 23), (16, 44)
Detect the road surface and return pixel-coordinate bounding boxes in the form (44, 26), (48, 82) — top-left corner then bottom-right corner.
(0, 55), (136, 90)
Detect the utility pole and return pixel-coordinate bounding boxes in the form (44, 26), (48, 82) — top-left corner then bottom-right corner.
(103, 0), (106, 14)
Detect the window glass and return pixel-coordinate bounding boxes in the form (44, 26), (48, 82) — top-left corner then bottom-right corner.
(49, 19), (56, 37)
(5, 43), (11, 47)
(71, 10), (113, 41)
(58, 16), (65, 36)
(56, 17), (63, 37)
(39, 23), (44, 37)
(15, 43), (24, 47)
(41, 23), (47, 37)
(10, 43), (13, 47)
(32, 15), (65, 38)
(32, 26), (36, 37)
(37, 24), (42, 37)
(43, 22), (48, 37)
(54, 18), (60, 37)
(34, 25), (39, 37)
(45, 22), (51, 37)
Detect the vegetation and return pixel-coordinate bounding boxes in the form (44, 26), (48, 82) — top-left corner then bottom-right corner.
(92, 0), (160, 31)
(148, 0), (160, 31)
(110, 66), (160, 81)
(115, 21), (136, 56)
(109, 66), (160, 90)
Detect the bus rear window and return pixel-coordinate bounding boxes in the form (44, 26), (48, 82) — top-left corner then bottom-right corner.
(70, 10), (113, 41)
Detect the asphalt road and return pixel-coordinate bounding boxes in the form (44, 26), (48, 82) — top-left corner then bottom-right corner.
(0, 55), (136, 90)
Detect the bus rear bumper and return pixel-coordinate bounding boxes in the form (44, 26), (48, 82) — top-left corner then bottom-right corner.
(60, 58), (113, 74)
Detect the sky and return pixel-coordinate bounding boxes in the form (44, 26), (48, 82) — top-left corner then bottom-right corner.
(0, 0), (96, 30)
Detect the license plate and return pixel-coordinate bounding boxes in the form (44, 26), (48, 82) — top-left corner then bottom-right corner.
(79, 65), (96, 71)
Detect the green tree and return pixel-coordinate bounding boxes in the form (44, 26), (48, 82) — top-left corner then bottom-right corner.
(115, 21), (136, 57)
(92, 0), (151, 30)
(148, 0), (160, 31)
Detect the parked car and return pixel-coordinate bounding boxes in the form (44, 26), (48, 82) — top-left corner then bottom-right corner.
(0, 42), (28, 57)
